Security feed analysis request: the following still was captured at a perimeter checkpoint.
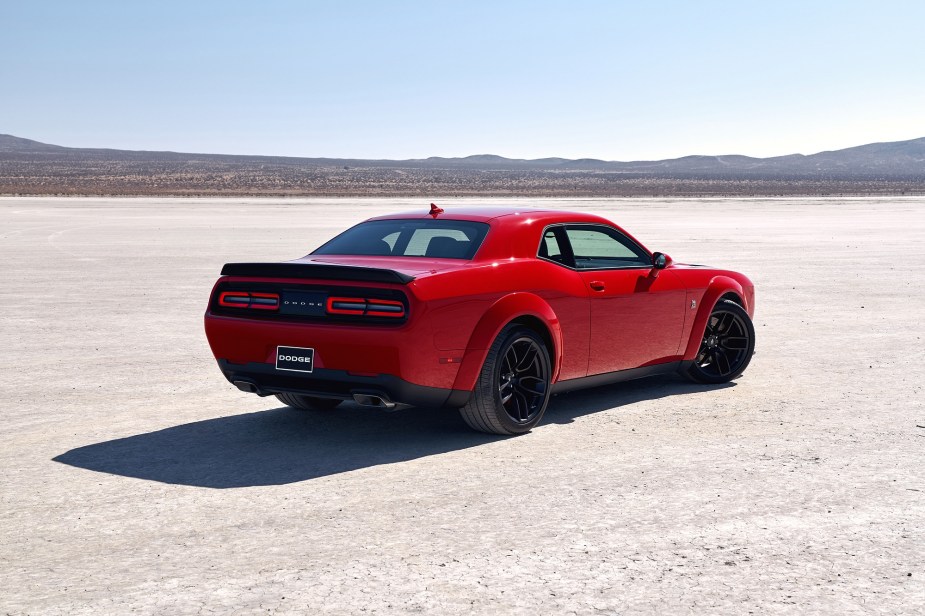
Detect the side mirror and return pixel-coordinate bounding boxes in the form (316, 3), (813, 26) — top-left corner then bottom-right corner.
(652, 252), (672, 269)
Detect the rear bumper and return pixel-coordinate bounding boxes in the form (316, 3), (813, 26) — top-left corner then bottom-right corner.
(217, 360), (471, 409)
(204, 311), (463, 390)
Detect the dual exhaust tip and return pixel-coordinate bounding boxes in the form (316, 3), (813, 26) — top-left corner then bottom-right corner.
(232, 380), (396, 410)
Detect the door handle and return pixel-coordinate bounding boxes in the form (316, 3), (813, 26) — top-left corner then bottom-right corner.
(589, 280), (606, 291)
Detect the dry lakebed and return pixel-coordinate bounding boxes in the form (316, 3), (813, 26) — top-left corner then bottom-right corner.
(1, 196), (922, 615)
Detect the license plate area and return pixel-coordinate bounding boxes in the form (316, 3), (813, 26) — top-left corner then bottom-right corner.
(276, 346), (314, 373)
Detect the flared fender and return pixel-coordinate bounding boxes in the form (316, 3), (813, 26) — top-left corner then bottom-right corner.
(682, 276), (748, 361)
(451, 293), (563, 392)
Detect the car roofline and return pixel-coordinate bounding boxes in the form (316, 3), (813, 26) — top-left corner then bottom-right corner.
(365, 206), (613, 225)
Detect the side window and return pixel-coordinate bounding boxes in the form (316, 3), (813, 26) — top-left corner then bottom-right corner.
(565, 226), (650, 269)
(538, 229), (565, 263)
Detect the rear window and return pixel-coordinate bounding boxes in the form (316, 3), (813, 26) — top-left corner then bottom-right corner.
(312, 219), (490, 260)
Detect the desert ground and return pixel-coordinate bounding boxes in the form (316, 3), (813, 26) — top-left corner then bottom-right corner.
(1, 196), (923, 615)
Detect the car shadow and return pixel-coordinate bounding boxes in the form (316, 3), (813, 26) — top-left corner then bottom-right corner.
(544, 375), (734, 425)
(53, 375), (732, 489)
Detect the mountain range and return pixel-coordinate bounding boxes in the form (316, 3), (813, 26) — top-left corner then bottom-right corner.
(3, 134), (924, 178)
(2, 134), (924, 196)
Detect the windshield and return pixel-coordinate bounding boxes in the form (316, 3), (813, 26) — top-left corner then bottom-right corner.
(312, 219), (490, 260)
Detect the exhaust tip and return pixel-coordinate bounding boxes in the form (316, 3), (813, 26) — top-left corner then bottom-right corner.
(352, 393), (396, 410)
(233, 380), (259, 394)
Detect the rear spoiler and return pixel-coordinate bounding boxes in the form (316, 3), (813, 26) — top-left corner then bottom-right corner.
(220, 262), (415, 284)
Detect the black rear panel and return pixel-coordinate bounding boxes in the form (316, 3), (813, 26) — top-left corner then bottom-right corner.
(210, 281), (409, 325)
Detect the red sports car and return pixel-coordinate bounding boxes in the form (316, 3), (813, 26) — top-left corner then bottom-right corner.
(204, 204), (755, 435)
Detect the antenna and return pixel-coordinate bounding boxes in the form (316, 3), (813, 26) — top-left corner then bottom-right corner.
(429, 203), (444, 217)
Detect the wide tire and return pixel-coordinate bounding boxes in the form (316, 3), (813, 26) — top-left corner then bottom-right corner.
(459, 325), (552, 435)
(275, 392), (342, 411)
(685, 299), (755, 384)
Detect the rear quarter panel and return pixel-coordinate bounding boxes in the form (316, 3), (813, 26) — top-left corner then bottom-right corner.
(411, 258), (590, 388)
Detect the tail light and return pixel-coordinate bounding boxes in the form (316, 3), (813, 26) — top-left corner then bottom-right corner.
(218, 291), (279, 311)
(213, 285), (405, 321)
(327, 296), (406, 318)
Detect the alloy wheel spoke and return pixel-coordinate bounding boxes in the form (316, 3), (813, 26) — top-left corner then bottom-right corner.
(515, 377), (543, 398)
(505, 347), (519, 372)
(716, 312), (734, 334)
(523, 375), (546, 393)
(513, 389), (530, 420)
(515, 344), (538, 373)
(715, 349), (731, 375)
(708, 351), (719, 371)
(722, 336), (748, 350)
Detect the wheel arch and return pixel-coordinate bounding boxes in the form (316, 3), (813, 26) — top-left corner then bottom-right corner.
(718, 290), (745, 307)
(451, 293), (562, 392)
(509, 314), (555, 357)
(682, 276), (748, 361)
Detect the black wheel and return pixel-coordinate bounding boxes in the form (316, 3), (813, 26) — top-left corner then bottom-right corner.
(459, 324), (552, 435)
(685, 299), (755, 384)
(275, 392), (342, 411)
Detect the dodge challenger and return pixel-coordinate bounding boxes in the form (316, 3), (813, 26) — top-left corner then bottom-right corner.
(204, 204), (755, 435)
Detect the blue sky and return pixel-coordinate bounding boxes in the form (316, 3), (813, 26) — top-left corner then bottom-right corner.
(2, 1), (923, 160)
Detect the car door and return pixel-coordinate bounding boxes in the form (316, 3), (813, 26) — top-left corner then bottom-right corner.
(561, 224), (687, 375)
(536, 227), (592, 381)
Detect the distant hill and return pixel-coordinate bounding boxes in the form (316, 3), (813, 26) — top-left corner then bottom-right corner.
(3, 133), (924, 177)
(0, 134), (70, 154)
(2, 134), (924, 196)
